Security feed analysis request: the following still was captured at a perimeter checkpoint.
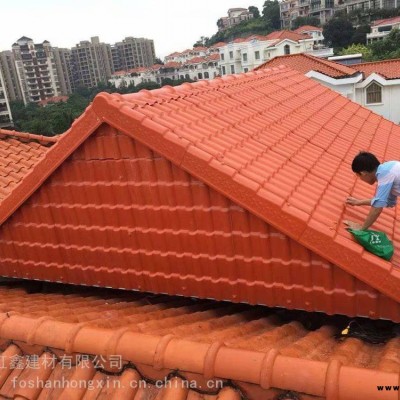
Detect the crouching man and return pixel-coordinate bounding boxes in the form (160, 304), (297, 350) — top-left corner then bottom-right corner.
(345, 151), (400, 230)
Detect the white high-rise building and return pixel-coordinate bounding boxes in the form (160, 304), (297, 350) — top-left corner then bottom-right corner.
(12, 37), (61, 104)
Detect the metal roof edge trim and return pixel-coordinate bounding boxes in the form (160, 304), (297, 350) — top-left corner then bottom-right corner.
(0, 106), (102, 227)
(0, 313), (398, 400)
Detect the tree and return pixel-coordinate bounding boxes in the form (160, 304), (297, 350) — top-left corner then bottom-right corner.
(351, 24), (371, 45)
(262, 0), (281, 30)
(323, 17), (354, 49)
(369, 28), (400, 60)
(194, 36), (210, 47)
(291, 16), (320, 29)
(339, 44), (373, 60)
(248, 6), (260, 18)
(155, 57), (164, 65)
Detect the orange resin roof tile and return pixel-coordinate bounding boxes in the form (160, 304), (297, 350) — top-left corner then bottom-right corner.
(356, 59), (400, 79)
(1, 67), (400, 320)
(0, 281), (398, 400)
(256, 53), (358, 78)
(0, 129), (56, 202)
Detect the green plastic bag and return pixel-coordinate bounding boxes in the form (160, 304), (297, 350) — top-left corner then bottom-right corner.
(348, 229), (394, 261)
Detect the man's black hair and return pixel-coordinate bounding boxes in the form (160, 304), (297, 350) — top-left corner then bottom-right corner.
(351, 152), (380, 173)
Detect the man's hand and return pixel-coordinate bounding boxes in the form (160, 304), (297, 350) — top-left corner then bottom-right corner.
(346, 197), (362, 206)
(344, 220), (362, 230)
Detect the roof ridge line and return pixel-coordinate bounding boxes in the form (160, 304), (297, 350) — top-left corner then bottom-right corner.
(0, 313), (396, 397)
(0, 129), (58, 146)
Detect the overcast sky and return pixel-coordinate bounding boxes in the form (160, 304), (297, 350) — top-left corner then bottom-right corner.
(0, 0), (266, 58)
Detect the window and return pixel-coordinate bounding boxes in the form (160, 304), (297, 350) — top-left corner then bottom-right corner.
(243, 68), (248, 73)
(221, 53), (225, 61)
(366, 82), (382, 104)
(204, 72), (209, 78)
(284, 44), (290, 55)
(254, 51), (260, 60)
(230, 65), (235, 74)
(222, 66), (226, 75)
(198, 73), (203, 79)
(243, 53), (248, 62)
(229, 51), (233, 59)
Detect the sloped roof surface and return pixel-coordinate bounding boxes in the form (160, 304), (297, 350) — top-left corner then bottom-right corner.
(0, 282), (398, 400)
(1, 66), (400, 316)
(256, 53), (358, 78)
(293, 25), (323, 33)
(372, 16), (400, 26)
(266, 30), (311, 41)
(0, 130), (56, 202)
(356, 59), (400, 79)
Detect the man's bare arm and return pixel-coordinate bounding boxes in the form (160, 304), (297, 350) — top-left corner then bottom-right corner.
(361, 207), (383, 230)
(346, 197), (372, 206)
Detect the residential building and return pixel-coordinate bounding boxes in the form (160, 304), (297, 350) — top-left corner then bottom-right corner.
(293, 25), (324, 44)
(280, 0), (311, 28)
(53, 47), (74, 95)
(111, 37), (155, 71)
(0, 68), (12, 128)
(70, 36), (113, 89)
(259, 53), (400, 123)
(337, 0), (399, 13)
(165, 47), (208, 64)
(218, 31), (330, 75)
(0, 51), (23, 102)
(367, 16), (400, 43)
(217, 7), (254, 31)
(280, 0), (333, 27)
(12, 37), (61, 105)
(110, 54), (220, 88)
(0, 65), (400, 399)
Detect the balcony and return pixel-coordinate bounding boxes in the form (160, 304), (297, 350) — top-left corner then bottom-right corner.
(367, 31), (391, 41)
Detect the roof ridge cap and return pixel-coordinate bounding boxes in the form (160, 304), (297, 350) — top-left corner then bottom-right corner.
(0, 129), (58, 146)
(0, 313), (397, 396)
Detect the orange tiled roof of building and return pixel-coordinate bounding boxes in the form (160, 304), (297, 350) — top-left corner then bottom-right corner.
(293, 25), (323, 33)
(1, 66), (400, 321)
(232, 37), (247, 43)
(208, 53), (220, 61)
(256, 53), (358, 78)
(184, 56), (205, 64)
(372, 15), (400, 26)
(0, 281), (398, 399)
(163, 61), (182, 68)
(266, 30), (312, 41)
(0, 129), (56, 203)
(356, 58), (400, 79)
(193, 46), (207, 51)
(209, 42), (226, 48)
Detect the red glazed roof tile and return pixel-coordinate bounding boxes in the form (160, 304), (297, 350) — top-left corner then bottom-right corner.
(256, 53), (358, 78)
(356, 59), (400, 79)
(1, 67), (400, 320)
(0, 281), (398, 400)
